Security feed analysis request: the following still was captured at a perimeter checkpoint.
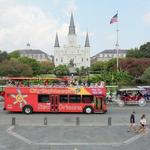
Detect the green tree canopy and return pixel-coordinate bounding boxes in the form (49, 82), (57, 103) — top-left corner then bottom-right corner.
(76, 67), (89, 76)
(0, 50), (8, 62)
(54, 65), (69, 77)
(18, 57), (40, 75)
(141, 67), (150, 84)
(8, 51), (20, 59)
(126, 48), (142, 58)
(127, 42), (150, 58)
(90, 71), (132, 85)
(91, 59), (117, 73)
(39, 61), (55, 74)
(140, 42), (150, 57)
(91, 61), (107, 73)
(0, 60), (33, 77)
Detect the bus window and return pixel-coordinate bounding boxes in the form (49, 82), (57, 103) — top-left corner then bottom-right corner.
(38, 94), (50, 103)
(82, 95), (93, 103)
(69, 95), (81, 103)
(60, 95), (68, 103)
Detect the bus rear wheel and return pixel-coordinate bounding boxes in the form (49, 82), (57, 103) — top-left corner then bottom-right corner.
(23, 105), (33, 114)
(84, 106), (93, 114)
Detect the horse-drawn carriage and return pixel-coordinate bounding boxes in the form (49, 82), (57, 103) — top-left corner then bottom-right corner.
(117, 88), (146, 107)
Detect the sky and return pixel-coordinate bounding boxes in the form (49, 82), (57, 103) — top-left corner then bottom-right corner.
(0, 0), (150, 56)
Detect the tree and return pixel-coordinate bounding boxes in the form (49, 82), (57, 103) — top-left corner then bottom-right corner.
(139, 42), (150, 58)
(8, 51), (20, 59)
(76, 67), (88, 76)
(90, 59), (117, 74)
(126, 42), (150, 58)
(0, 60), (33, 77)
(90, 71), (132, 85)
(90, 61), (107, 73)
(126, 48), (142, 58)
(18, 57), (40, 75)
(54, 65), (69, 77)
(141, 67), (150, 84)
(106, 58), (117, 72)
(0, 50), (8, 62)
(119, 58), (150, 78)
(39, 61), (55, 74)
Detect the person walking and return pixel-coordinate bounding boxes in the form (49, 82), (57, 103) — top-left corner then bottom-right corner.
(136, 114), (147, 134)
(128, 111), (136, 132)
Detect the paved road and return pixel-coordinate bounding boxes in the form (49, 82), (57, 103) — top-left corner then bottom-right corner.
(0, 102), (150, 150)
(0, 102), (150, 126)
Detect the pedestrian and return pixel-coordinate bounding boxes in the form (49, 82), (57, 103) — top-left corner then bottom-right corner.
(128, 111), (136, 132)
(136, 114), (147, 134)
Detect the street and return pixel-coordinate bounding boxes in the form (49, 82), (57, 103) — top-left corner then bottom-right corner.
(0, 102), (150, 150)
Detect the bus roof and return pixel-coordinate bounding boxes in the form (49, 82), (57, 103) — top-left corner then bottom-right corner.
(0, 77), (68, 81)
(118, 88), (145, 91)
(137, 86), (150, 89)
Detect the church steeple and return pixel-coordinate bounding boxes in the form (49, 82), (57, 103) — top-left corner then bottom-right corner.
(54, 33), (60, 47)
(85, 32), (90, 47)
(69, 12), (76, 34)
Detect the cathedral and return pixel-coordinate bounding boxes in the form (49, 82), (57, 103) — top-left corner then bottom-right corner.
(54, 13), (90, 68)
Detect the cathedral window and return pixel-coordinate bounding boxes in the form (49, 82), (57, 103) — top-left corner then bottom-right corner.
(61, 58), (63, 62)
(56, 58), (58, 62)
(87, 58), (88, 61)
(82, 58), (83, 62)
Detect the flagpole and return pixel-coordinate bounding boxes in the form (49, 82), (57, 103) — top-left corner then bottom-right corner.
(116, 11), (119, 72)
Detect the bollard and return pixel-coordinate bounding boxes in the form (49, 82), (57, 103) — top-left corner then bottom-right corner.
(44, 117), (48, 125)
(76, 117), (80, 126)
(12, 117), (16, 126)
(108, 117), (111, 126)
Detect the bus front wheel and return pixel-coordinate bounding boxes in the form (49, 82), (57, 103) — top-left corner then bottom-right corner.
(23, 105), (33, 114)
(84, 106), (93, 114)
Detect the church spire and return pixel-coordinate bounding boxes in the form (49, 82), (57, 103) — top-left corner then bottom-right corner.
(69, 12), (76, 34)
(85, 32), (90, 47)
(54, 33), (60, 47)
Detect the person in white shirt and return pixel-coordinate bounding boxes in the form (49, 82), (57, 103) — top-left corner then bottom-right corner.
(137, 114), (147, 134)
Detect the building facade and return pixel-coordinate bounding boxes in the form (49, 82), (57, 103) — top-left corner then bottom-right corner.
(91, 49), (129, 63)
(54, 13), (90, 68)
(15, 49), (53, 62)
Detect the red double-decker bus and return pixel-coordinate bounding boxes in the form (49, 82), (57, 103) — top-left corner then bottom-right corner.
(4, 85), (107, 114)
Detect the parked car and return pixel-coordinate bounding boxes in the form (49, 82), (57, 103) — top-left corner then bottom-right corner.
(117, 88), (146, 107)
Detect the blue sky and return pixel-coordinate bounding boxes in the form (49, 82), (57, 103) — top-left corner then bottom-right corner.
(0, 0), (150, 56)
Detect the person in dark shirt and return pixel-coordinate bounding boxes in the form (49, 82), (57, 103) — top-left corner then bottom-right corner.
(128, 111), (136, 132)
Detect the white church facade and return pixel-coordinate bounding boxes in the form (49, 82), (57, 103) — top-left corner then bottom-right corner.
(54, 13), (90, 68)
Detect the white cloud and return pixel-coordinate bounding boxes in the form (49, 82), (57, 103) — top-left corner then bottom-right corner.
(0, 0), (88, 55)
(0, 0), (68, 54)
(143, 12), (150, 25)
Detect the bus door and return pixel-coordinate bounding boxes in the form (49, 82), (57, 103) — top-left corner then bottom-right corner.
(94, 96), (103, 111)
(50, 95), (59, 112)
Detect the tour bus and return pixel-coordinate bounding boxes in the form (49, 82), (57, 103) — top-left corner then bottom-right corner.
(3, 84), (107, 114)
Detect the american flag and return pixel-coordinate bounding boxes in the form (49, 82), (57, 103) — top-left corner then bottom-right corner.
(110, 13), (118, 24)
